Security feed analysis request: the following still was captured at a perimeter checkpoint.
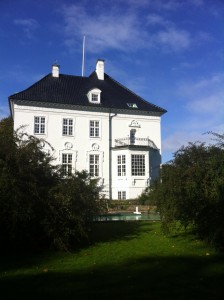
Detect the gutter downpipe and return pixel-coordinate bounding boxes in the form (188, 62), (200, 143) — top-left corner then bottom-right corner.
(109, 112), (117, 200)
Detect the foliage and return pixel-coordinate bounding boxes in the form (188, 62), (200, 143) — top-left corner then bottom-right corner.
(0, 117), (103, 251)
(148, 141), (224, 249)
(44, 171), (106, 250)
(138, 186), (157, 205)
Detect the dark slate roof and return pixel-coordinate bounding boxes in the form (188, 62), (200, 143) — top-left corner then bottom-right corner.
(9, 71), (167, 115)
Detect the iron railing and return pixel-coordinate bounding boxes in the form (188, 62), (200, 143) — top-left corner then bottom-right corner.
(114, 137), (158, 149)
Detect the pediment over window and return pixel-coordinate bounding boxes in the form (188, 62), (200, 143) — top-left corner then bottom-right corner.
(87, 88), (102, 104)
(64, 142), (73, 149)
(92, 143), (100, 151)
(129, 120), (141, 128)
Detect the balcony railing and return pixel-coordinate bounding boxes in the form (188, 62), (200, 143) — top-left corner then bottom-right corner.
(114, 137), (158, 149)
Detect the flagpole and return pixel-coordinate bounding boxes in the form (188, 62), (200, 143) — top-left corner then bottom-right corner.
(82, 35), (85, 77)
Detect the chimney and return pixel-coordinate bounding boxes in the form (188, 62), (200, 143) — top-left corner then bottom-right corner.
(96, 59), (104, 80)
(52, 63), (60, 78)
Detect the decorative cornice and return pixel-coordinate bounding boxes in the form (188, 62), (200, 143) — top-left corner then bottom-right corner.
(11, 99), (164, 117)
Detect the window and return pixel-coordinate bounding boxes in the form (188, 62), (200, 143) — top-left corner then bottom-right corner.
(90, 120), (100, 137)
(62, 153), (72, 176)
(127, 103), (138, 108)
(34, 116), (45, 134)
(88, 88), (101, 104)
(89, 154), (99, 177)
(118, 191), (126, 200)
(131, 154), (145, 176)
(91, 94), (99, 102)
(130, 129), (136, 145)
(117, 155), (126, 176)
(63, 118), (73, 136)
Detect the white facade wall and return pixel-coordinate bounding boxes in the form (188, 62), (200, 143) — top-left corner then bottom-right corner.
(13, 103), (162, 199)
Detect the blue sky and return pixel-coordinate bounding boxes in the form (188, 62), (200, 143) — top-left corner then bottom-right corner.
(1, 0), (224, 162)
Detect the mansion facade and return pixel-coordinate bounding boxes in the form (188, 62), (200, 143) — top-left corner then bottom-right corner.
(9, 59), (166, 199)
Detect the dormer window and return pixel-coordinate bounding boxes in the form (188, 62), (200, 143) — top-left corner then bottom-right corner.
(127, 103), (138, 108)
(92, 93), (99, 102)
(88, 88), (101, 104)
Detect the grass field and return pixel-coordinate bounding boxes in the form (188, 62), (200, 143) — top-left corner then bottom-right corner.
(0, 221), (223, 299)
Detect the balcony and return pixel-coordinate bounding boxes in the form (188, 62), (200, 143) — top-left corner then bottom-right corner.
(114, 137), (158, 149)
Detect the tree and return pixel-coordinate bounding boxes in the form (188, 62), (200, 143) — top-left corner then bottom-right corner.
(0, 117), (104, 251)
(148, 141), (224, 249)
(44, 171), (105, 250)
(0, 117), (59, 248)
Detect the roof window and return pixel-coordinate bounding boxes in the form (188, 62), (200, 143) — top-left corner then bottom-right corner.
(88, 88), (101, 104)
(127, 103), (138, 108)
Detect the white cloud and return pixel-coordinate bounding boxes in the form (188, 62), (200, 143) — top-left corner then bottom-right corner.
(155, 28), (191, 51)
(146, 13), (195, 51)
(60, 3), (196, 53)
(150, 0), (204, 10)
(187, 93), (224, 115)
(114, 0), (149, 7)
(190, 0), (204, 6)
(163, 72), (224, 161)
(146, 13), (172, 27)
(178, 74), (224, 112)
(146, 0), (182, 11)
(61, 4), (146, 53)
(14, 18), (39, 39)
(1, 66), (43, 86)
(113, 0), (204, 10)
(189, 74), (223, 90)
(162, 129), (210, 161)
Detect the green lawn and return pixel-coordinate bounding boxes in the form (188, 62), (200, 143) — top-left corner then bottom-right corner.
(0, 221), (223, 299)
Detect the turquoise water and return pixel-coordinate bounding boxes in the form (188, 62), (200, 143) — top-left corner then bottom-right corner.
(94, 212), (160, 221)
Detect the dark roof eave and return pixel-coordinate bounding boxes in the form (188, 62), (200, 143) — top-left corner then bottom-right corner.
(10, 99), (166, 116)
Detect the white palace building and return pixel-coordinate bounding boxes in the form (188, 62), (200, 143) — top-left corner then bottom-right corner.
(9, 59), (167, 200)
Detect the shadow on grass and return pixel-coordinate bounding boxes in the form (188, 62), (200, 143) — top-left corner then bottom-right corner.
(89, 221), (155, 244)
(1, 254), (224, 300)
(0, 222), (152, 273)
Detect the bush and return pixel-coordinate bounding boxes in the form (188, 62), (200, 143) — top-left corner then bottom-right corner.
(0, 117), (104, 251)
(149, 140), (224, 249)
(44, 171), (105, 250)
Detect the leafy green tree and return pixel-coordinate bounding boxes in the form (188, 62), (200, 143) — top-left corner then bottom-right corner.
(44, 171), (105, 250)
(148, 141), (224, 249)
(0, 117), (104, 251)
(0, 117), (59, 248)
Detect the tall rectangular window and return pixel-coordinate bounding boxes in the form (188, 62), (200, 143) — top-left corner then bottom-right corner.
(63, 118), (73, 136)
(118, 191), (126, 200)
(131, 154), (145, 176)
(62, 153), (72, 176)
(89, 154), (99, 177)
(89, 120), (100, 137)
(34, 116), (45, 134)
(117, 155), (126, 176)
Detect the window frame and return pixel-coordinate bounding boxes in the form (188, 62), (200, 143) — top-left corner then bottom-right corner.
(91, 93), (99, 102)
(117, 155), (126, 176)
(127, 103), (138, 108)
(118, 191), (126, 200)
(88, 88), (101, 104)
(62, 153), (73, 176)
(89, 154), (100, 177)
(89, 120), (100, 138)
(131, 154), (145, 176)
(34, 116), (46, 135)
(62, 118), (74, 136)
